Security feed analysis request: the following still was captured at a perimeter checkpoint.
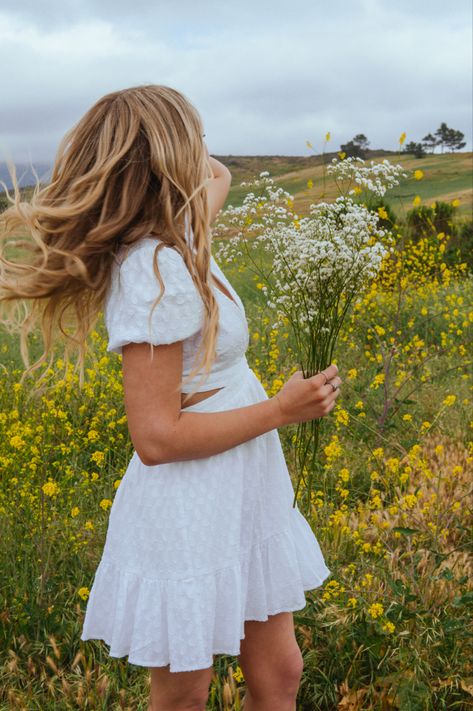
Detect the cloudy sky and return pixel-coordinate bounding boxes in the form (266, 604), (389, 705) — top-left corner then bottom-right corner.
(0, 0), (471, 164)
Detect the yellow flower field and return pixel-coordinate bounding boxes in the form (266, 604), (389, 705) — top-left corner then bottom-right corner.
(0, 188), (472, 709)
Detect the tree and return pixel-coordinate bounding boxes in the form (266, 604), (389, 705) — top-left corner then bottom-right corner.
(340, 134), (370, 159)
(444, 128), (466, 152)
(403, 141), (426, 158)
(421, 133), (438, 154)
(353, 134), (370, 153)
(434, 122), (466, 153)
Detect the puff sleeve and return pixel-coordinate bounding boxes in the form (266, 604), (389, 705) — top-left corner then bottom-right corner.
(104, 238), (205, 355)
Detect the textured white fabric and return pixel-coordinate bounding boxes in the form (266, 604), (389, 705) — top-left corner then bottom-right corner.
(104, 236), (250, 391)
(80, 235), (331, 672)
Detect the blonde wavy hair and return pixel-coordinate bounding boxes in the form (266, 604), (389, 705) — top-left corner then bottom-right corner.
(0, 84), (221, 402)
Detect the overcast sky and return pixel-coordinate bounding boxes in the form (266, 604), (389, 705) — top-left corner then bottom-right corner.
(0, 0), (471, 164)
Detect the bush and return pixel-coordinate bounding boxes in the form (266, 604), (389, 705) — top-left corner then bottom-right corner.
(405, 201), (458, 240)
(445, 218), (473, 272)
(0, 193), (9, 214)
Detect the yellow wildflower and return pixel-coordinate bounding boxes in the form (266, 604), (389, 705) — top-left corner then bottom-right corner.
(335, 409), (349, 426)
(233, 666), (245, 682)
(368, 602), (384, 619)
(10, 435), (26, 449)
(91, 451), (105, 466)
(443, 394), (456, 407)
(370, 373), (385, 389)
(78, 587), (90, 601)
(42, 481), (59, 497)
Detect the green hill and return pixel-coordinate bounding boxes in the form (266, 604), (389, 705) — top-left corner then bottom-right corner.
(2, 151), (471, 221)
(217, 150), (472, 220)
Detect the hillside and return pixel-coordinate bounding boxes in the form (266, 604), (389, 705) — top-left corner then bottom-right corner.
(216, 150), (473, 220)
(1, 151), (471, 220)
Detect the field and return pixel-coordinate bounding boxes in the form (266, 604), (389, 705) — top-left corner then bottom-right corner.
(218, 150), (473, 221)
(0, 153), (472, 709)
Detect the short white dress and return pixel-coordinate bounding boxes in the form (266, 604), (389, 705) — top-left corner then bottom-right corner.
(80, 234), (331, 672)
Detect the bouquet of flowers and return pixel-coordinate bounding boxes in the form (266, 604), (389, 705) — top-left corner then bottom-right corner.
(215, 156), (408, 514)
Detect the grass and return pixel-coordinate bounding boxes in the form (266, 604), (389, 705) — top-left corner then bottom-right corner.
(0, 161), (472, 709)
(220, 151), (473, 221)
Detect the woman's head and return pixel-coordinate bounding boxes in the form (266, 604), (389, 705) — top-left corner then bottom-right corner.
(0, 84), (220, 395)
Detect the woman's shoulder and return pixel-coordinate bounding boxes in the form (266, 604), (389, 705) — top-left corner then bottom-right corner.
(104, 236), (205, 353)
(112, 236), (198, 295)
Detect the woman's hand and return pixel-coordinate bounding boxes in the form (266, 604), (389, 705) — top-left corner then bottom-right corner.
(272, 364), (342, 426)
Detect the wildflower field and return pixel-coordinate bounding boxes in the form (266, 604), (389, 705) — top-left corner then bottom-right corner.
(1, 151), (472, 709)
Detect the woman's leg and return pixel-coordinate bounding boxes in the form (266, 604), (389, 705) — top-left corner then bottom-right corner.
(148, 663), (214, 711)
(238, 612), (304, 711)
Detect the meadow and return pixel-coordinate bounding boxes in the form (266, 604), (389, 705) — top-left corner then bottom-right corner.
(0, 152), (472, 709)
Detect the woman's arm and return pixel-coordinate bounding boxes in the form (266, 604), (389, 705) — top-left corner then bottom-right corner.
(121, 340), (341, 466)
(206, 149), (232, 223)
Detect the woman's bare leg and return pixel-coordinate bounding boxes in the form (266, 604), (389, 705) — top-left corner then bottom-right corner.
(148, 663), (214, 711)
(238, 612), (304, 711)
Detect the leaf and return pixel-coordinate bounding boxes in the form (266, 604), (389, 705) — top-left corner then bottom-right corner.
(394, 397), (417, 405)
(453, 591), (473, 607)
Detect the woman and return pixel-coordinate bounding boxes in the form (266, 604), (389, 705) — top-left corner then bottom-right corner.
(0, 85), (341, 711)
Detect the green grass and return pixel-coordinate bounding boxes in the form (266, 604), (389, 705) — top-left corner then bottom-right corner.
(220, 151), (473, 220)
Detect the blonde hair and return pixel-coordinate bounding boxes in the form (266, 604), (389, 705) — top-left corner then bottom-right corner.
(0, 84), (220, 402)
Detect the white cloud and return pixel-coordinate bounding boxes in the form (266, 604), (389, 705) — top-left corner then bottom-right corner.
(0, 0), (471, 162)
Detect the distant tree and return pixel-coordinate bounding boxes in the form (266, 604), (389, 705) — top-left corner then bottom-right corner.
(340, 133), (370, 159)
(421, 132), (438, 153)
(353, 134), (370, 154)
(444, 127), (466, 152)
(434, 122), (450, 153)
(434, 122), (466, 153)
(403, 141), (427, 158)
(340, 140), (363, 159)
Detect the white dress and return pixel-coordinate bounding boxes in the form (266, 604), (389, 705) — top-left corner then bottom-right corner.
(80, 235), (331, 672)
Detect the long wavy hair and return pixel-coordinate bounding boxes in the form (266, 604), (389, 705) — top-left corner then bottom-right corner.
(0, 84), (221, 402)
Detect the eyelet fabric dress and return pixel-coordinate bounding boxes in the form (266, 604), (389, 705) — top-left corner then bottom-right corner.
(80, 234), (331, 672)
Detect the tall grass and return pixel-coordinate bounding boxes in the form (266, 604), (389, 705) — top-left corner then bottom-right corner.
(1, 205), (472, 709)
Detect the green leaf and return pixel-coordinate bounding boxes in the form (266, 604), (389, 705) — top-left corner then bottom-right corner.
(453, 591), (473, 607)
(392, 526), (420, 535)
